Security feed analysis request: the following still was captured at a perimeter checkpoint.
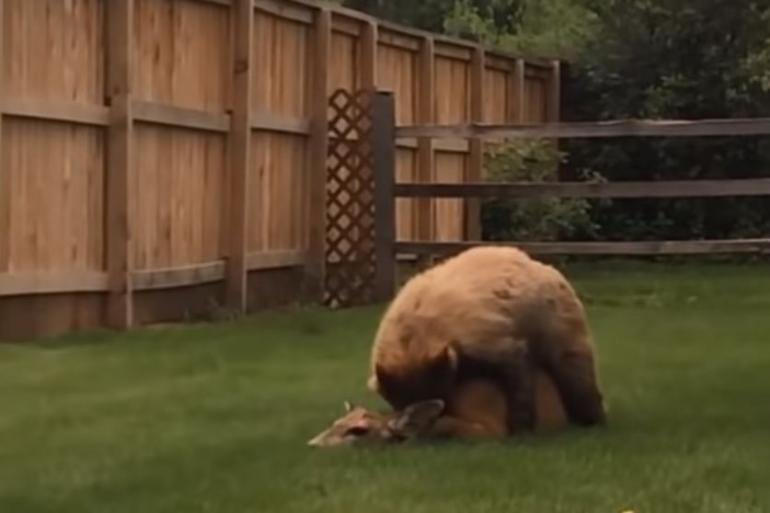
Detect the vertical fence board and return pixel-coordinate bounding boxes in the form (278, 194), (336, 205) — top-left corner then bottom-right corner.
(306, 8), (330, 301)
(417, 36), (435, 244)
(0, 0), (6, 273)
(361, 20), (377, 91)
(225, 0), (253, 312)
(515, 59), (526, 123)
(547, 60), (561, 123)
(133, 0), (229, 112)
(4, 0), (104, 104)
(465, 46), (485, 240)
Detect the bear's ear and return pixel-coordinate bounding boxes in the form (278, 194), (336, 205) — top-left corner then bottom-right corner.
(430, 344), (458, 374)
(444, 344), (459, 372)
(366, 373), (379, 392)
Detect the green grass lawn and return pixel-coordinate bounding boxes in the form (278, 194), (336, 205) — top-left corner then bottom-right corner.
(1, 261), (769, 513)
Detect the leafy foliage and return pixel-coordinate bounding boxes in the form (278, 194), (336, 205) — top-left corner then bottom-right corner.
(481, 141), (604, 242)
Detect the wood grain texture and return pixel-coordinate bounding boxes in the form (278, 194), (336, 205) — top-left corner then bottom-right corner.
(4, 0), (104, 104)
(133, 0), (229, 112)
(1, 119), (105, 273)
(132, 125), (226, 270)
(465, 46), (485, 240)
(249, 132), (308, 252)
(252, 10), (310, 119)
(415, 37), (435, 243)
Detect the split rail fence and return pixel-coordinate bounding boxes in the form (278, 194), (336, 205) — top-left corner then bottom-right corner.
(368, 92), (770, 299)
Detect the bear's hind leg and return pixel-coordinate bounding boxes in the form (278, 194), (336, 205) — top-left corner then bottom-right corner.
(534, 329), (606, 426)
(455, 343), (536, 433)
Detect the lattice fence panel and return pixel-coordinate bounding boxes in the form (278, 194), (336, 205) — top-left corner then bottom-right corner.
(324, 89), (376, 308)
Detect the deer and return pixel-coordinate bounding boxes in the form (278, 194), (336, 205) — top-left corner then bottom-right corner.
(307, 368), (568, 447)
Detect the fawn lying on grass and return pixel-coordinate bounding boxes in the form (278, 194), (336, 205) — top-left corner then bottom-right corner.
(308, 368), (567, 447)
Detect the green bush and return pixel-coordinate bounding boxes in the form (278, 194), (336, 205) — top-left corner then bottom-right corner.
(481, 140), (605, 242)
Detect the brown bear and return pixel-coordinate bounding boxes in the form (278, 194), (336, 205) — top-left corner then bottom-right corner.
(367, 245), (606, 432)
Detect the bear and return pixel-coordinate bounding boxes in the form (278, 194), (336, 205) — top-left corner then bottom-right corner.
(367, 245), (606, 432)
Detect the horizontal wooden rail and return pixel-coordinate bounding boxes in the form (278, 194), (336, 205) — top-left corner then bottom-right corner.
(132, 261), (226, 291)
(0, 271), (108, 296)
(396, 118), (770, 140)
(2, 97), (109, 126)
(397, 137), (469, 153)
(0, 251), (308, 297)
(246, 249), (307, 270)
(395, 239), (770, 256)
(2, 97), (312, 137)
(394, 178), (770, 199)
(133, 101), (230, 132)
(251, 111), (311, 135)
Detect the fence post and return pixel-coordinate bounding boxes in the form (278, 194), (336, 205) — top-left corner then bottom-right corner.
(105, 0), (134, 329)
(372, 91), (397, 302)
(0, 0), (7, 274)
(515, 58), (526, 123)
(306, 9), (331, 302)
(465, 46), (485, 241)
(224, 0), (254, 313)
(547, 60), (561, 123)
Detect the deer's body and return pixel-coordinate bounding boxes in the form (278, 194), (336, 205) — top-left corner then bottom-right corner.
(308, 367), (567, 447)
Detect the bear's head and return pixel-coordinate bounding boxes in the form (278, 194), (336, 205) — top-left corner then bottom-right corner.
(373, 344), (459, 410)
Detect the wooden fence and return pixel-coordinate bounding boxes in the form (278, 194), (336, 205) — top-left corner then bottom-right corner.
(0, 0), (559, 340)
(367, 91), (770, 299)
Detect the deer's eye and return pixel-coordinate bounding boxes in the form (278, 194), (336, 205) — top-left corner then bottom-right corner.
(345, 426), (369, 436)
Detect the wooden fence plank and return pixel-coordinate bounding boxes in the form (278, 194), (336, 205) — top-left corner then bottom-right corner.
(372, 91), (397, 301)
(514, 58), (526, 123)
(417, 36), (435, 242)
(395, 239), (770, 257)
(133, 100), (230, 132)
(394, 178), (770, 200)
(396, 117), (770, 140)
(224, 0), (253, 312)
(305, 8), (331, 301)
(0, 0), (6, 273)
(246, 249), (307, 270)
(133, 261), (226, 291)
(2, 98), (109, 126)
(547, 60), (561, 123)
(106, 0), (134, 329)
(252, 110), (311, 135)
(361, 20), (378, 90)
(0, 272), (109, 297)
(465, 46), (485, 240)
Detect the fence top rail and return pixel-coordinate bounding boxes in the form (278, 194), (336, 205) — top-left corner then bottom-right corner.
(255, 0), (557, 66)
(395, 239), (770, 256)
(395, 117), (770, 140)
(393, 177), (770, 199)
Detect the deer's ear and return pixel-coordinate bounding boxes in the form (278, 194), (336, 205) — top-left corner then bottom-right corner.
(388, 399), (446, 436)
